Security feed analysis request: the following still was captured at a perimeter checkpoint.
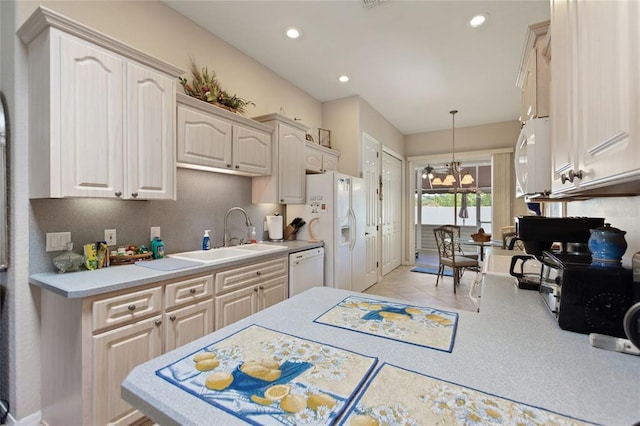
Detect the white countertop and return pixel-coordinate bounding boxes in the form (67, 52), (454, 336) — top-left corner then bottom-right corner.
(122, 269), (640, 425)
(30, 240), (322, 298)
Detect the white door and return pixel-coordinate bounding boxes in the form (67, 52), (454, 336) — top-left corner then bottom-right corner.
(277, 123), (306, 203)
(381, 151), (402, 275)
(362, 133), (380, 287)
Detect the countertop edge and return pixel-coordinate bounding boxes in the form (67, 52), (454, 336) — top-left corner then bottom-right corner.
(30, 241), (323, 298)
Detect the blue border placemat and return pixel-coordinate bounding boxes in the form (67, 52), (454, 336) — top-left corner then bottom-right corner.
(340, 362), (598, 426)
(314, 296), (459, 352)
(155, 324), (377, 425)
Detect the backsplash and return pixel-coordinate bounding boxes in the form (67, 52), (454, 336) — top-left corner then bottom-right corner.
(566, 195), (640, 268)
(29, 168), (283, 274)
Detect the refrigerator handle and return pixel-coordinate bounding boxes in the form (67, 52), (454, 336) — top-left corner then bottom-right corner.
(348, 208), (356, 251)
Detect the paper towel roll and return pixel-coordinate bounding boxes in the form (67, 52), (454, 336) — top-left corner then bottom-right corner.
(266, 215), (283, 240)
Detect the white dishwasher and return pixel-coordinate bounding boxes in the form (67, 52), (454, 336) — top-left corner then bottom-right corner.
(288, 247), (324, 297)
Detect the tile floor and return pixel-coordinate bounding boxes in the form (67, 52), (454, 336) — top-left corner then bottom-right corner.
(363, 251), (480, 313)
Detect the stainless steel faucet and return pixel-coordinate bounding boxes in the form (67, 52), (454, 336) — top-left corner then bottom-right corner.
(224, 207), (253, 247)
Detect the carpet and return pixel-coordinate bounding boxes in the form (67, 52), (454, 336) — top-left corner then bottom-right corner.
(314, 296), (458, 352)
(341, 363), (596, 426)
(156, 324), (377, 425)
(410, 266), (453, 277)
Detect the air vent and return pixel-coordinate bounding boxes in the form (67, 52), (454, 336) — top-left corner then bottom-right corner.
(362, 0), (382, 8)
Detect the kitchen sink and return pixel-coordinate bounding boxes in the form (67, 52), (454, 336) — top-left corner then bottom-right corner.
(169, 247), (250, 263)
(234, 244), (288, 253)
(168, 244), (287, 264)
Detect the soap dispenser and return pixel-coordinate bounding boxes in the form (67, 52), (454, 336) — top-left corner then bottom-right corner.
(202, 230), (211, 250)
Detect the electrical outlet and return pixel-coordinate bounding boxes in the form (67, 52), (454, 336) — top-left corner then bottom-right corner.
(104, 229), (117, 246)
(46, 232), (71, 252)
(150, 226), (161, 241)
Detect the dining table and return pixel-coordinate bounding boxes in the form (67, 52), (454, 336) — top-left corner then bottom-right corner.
(459, 238), (503, 261)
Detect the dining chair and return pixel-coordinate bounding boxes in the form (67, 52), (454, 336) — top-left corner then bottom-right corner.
(433, 226), (480, 294)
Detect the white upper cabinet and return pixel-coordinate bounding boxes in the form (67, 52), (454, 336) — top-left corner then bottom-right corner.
(550, 0), (640, 196)
(305, 142), (340, 174)
(517, 21), (550, 124)
(252, 114), (308, 204)
(176, 93), (272, 176)
(18, 7), (183, 199)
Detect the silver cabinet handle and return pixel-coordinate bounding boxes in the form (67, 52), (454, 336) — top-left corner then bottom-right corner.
(169, 315), (176, 321)
(154, 320), (162, 327)
(115, 191), (123, 198)
(253, 287), (259, 292)
(128, 304), (136, 311)
(131, 192), (138, 198)
(259, 285), (264, 290)
(189, 288), (196, 294)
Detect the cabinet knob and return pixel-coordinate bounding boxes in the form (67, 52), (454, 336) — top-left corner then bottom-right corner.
(128, 304), (136, 311)
(253, 287), (259, 292)
(115, 191), (123, 198)
(227, 164), (232, 168)
(256, 271), (261, 276)
(189, 288), (197, 294)
(154, 320), (162, 327)
(280, 199), (284, 203)
(131, 192), (139, 198)
(169, 315), (176, 322)
(259, 285), (264, 290)
(235, 165), (240, 169)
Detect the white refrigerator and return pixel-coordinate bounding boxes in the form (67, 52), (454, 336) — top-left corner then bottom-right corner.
(287, 172), (366, 292)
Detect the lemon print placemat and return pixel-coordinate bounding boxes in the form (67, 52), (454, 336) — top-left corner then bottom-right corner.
(314, 296), (459, 352)
(156, 324), (377, 425)
(341, 363), (595, 426)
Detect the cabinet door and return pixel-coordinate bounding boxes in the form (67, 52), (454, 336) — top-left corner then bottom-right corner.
(127, 62), (176, 200)
(278, 123), (306, 203)
(258, 276), (288, 311)
(550, 0), (579, 195)
(176, 103), (233, 170)
(322, 151), (339, 172)
(59, 32), (125, 198)
(165, 299), (214, 352)
(305, 143), (324, 173)
(574, 1), (638, 190)
(233, 124), (272, 175)
(520, 49), (538, 122)
(215, 285), (258, 329)
(92, 315), (162, 426)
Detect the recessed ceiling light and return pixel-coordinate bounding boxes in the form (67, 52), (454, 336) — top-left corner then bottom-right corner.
(338, 75), (350, 83)
(468, 13), (489, 28)
(285, 27), (302, 39)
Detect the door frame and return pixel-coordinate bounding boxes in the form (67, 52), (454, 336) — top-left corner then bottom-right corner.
(407, 148), (512, 265)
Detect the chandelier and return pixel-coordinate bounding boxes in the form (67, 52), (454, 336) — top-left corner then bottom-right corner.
(422, 110), (474, 187)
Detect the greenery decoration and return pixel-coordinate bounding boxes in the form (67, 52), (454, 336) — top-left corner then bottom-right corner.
(179, 59), (255, 114)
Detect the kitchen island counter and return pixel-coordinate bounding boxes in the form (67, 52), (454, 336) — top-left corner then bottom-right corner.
(122, 275), (640, 425)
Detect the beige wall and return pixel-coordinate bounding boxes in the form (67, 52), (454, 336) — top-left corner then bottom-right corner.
(323, 95), (404, 178)
(17, 0), (323, 131)
(405, 120), (521, 157)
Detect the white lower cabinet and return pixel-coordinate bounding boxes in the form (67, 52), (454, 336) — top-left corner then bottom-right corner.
(92, 315), (163, 426)
(214, 256), (288, 329)
(40, 273), (213, 426)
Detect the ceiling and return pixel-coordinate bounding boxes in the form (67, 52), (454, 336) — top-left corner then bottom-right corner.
(162, 1), (550, 135)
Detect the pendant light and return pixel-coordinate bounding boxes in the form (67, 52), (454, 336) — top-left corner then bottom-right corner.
(443, 110), (459, 186)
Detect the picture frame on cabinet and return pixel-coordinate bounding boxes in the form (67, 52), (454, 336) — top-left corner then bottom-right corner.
(318, 128), (331, 148)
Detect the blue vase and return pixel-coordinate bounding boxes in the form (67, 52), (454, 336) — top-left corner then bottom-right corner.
(588, 223), (627, 265)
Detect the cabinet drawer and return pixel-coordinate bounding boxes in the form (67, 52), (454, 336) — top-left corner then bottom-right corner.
(165, 274), (213, 310)
(215, 257), (288, 294)
(92, 286), (162, 333)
